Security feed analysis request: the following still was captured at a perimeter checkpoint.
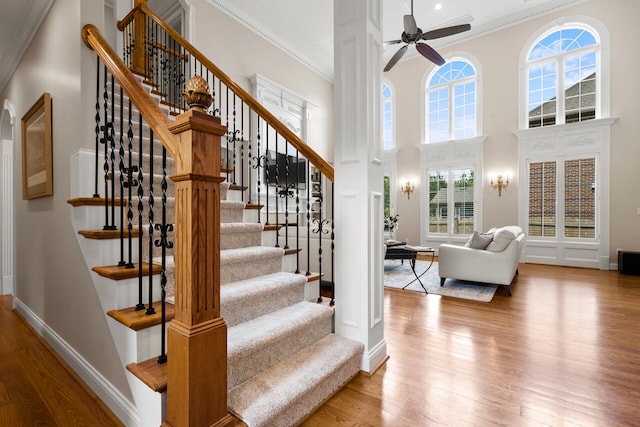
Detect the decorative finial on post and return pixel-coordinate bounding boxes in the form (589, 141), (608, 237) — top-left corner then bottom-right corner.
(183, 76), (213, 111)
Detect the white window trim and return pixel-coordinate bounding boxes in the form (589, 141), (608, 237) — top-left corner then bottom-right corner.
(419, 136), (485, 249)
(518, 15), (611, 130)
(514, 117), (618, 269)
(421, 52), (483, 145)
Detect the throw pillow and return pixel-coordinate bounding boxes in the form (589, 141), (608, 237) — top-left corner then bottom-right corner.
(465, 230), (493, 250)
(486, 228), (517, 252)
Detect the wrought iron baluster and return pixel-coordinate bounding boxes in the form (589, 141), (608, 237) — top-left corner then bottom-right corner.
(294, 154), (301, 274)
(94, 56), (101, 198)
(154, 146), (172, 364)
(107, 74), (117, 230)
(101, 64), (110, 229)
(136, 111), (145, 311)
(283, 140), (290, 250)
(306, 165), (311, 276)
(124, 98), (137, 269)
(118, 85), (126, 266)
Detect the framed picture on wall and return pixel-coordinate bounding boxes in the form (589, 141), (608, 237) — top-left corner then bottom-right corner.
(22, 92), (53, 199)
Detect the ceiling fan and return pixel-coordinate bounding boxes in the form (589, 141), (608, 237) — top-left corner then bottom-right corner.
(384, 0), (471, 72)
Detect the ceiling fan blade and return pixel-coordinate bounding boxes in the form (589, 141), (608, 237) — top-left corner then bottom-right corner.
(384, 39), (403, 45)
(384, 45), (408, 72)
(416, 42), (446, 66)
(404, 14), (418, 35)
(422, 24), (471, 40)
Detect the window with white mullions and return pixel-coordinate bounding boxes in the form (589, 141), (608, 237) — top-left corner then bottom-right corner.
(526, 26), (599, 128)
(564, 157), (596, 238)
(426, 59), (477, 142)
(427, 168), (475, 236)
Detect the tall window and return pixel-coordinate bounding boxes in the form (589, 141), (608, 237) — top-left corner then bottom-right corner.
(527, 26), (599, 128)
(527, 158), (596, 239)
(428, 168), (475, 235)
(383, 82), (394, 150)
(426, 59), (477, 142)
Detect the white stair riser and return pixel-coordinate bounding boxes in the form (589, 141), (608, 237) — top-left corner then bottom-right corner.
(92, 274), (163, 312)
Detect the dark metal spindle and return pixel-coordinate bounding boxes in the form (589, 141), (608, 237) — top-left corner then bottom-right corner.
(118, 85), (126, 266)
(108, 74), (117, 230)
(136, 111), (145, 311)
(94, 56), (101, 198)
(146, 129), (156, 315)
(155, 146), (172, 364)
(125, 98), (137, 269)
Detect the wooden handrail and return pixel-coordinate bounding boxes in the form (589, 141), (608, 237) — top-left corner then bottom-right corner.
(81, 24), (178, 159)
(118, 4), (334, 182)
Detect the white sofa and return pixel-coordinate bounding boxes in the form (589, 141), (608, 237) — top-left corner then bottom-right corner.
(438, 226), (525, 295)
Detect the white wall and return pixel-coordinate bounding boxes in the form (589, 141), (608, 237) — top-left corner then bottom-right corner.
(0, 0), (133, 406)
(187, 0), (335, 161)
(386, 0), (640, 263)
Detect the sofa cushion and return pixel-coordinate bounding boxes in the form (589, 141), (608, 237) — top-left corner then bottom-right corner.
(465, 230), (494, 250)
(486, 227), (518, 252)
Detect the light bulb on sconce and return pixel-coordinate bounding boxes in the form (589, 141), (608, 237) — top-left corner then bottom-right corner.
(401, 179), (415, 200)
(490, 174), (509, 197)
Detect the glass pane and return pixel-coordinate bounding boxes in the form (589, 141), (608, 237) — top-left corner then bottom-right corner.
(565, 52), (596, 123)
(564, 158), (596, 238)
(528, 161), (557, 237)
(528, 27), (597, 61)
(453, 169), (474, 235)
(428, 171), (448, 233)
(383, 98), (393, 149)
(428, 88), (449, 142)
(383, 176), (391, 219)
(528, 62), (557, 128)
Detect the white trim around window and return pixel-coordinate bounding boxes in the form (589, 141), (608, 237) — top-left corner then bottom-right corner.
(518, 15), (611, 130)
(420, 52), (483, 145)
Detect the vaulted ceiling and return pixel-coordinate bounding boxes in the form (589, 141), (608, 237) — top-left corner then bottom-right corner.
(0, 0), (588, 93)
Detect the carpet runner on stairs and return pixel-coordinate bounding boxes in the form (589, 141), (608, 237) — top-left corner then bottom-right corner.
(100, 79), (364, 426)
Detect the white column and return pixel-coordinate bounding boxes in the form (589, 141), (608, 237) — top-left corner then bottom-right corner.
(333, 0), (386, 373)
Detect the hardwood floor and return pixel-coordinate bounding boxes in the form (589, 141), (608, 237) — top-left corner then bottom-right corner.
(0, 296), (123, 426)
(303, 263), (640, 426)
(2, 263), (640, 426)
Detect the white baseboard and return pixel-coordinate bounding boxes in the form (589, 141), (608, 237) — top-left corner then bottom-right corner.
(14, 297), (140, 427)
(360, 338), (387, 374)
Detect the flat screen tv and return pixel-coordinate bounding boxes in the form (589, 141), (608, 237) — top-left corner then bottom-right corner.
(264, 150), (306, 189)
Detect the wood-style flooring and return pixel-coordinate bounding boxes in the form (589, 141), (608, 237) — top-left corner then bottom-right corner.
(2, 262), (640, 426)
(303, 263), (640, 426)
(0, 296), (123, 426)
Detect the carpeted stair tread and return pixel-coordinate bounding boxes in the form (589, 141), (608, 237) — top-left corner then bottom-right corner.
(221, 272), (305, 327)
(220, 223), (264, 250)
(221, 200), (246, 223)
(220, 246), (285, 284)
(227, 301), (333, 389)
(228, 334), (364, 427)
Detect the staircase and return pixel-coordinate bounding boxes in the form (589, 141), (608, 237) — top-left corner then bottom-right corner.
(71, 24), (363, 427)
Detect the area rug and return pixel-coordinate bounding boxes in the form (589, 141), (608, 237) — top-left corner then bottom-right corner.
(384, 260), (498, 302)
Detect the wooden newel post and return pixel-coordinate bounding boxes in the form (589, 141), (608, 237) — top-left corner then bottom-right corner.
(163, 76), (234, 427)
(131, 0), (147, 76)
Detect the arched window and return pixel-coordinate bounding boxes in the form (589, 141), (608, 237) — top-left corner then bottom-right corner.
(426, 59), (477, 143)
(526, 25), (599, 128)
(382, 82), (394, 150)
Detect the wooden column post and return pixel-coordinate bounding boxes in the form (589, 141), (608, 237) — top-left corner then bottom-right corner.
(163, 77), (234, 427)
(131, 0), (147, 76)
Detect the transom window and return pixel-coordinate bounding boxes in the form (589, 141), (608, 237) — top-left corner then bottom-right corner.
(426, 59), (477, 142)
(527, 26), (599, 128)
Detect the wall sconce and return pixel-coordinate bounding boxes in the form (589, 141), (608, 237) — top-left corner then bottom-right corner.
(490, 174), (509, 196)
(401, 180), (415, 200)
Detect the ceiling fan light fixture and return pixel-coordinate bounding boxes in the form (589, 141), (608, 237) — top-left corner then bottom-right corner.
(383, 0), (471, 72)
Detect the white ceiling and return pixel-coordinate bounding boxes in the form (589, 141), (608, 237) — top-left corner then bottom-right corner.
(0, 0), (55, 93)
(211, 0), (588, 80)
(0, 0), (588, 94)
